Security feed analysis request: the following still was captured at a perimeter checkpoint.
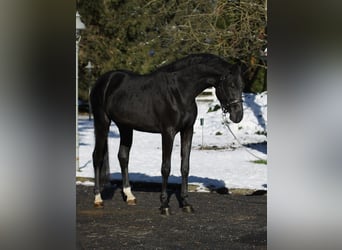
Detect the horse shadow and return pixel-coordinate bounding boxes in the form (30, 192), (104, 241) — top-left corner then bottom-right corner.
(78, 119), (94, 132)
(245, 142), (267, 154)
(101, 173), (228, 208)
(243, 93), (267, 131)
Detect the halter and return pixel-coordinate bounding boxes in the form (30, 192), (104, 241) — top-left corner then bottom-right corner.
(222, 99), (243, 113)
(218, 74), (243, 113)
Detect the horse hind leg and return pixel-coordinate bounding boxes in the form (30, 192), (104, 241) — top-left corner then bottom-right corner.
(160, 131), (175, 215)
(92, 113), (111, 208)
(117, 126), (136, 205)
(180, 127), (194, 213)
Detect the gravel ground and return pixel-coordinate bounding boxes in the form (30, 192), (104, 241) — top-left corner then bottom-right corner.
(77, 183), (266, 249)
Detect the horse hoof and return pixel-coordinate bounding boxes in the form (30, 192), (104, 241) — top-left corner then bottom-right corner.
(182, 205), (194, 213)
(126, 199), (137, 206)
(160, 207), (171, 216)
(94, 202), (104, 209)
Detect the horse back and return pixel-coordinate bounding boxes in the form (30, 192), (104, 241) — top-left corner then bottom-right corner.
(91, 69), (196, 133)
(91, 70), (161, 131)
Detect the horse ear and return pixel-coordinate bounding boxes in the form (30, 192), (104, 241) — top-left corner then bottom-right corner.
(237, 63), (241, 74)
(206, 77), (216, 85)
(230, 62), (241, 74)
(236, 60), (246, 74)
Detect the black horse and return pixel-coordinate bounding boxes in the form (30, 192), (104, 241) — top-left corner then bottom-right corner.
(90, 53), (244, 214)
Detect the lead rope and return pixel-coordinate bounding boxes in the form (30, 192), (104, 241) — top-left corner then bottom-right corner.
(221, 112), (267, 161)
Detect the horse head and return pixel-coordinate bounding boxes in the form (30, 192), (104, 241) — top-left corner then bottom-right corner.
(215, 63), (244, 123)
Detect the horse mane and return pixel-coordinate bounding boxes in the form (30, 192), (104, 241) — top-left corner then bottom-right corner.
(156, 53), (228, 73)
(112, 54), (234, 77)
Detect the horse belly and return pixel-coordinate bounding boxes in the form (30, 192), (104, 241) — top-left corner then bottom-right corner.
(108, 94), (161, 133)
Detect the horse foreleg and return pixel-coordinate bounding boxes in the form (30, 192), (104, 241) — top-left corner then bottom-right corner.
(160, 131), (175, 215)
(118, 144), (136, 205)
(180, 127), (194, 213)
(118, 127), (136, 205)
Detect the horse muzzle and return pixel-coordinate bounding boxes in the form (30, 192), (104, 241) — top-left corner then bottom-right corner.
(222, 100), (243, 123)
(229, 109), (243, 123)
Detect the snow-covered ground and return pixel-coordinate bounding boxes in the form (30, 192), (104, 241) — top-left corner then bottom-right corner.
(77, 92), (267, 191)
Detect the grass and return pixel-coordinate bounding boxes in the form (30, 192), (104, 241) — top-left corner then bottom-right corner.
(199, 145), (222, 150)
(251, 159), (267, 164)
(255, 130), (267, 136)
(76, 176), (94, 182)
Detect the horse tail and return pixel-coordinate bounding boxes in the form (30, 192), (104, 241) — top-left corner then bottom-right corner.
(90, 72), (113, 189)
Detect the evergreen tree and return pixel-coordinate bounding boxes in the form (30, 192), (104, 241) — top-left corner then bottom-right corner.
(77, 0), (267, 100)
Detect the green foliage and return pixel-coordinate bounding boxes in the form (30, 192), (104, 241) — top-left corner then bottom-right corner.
(255, 130), (267, 136)
(77, 0), (267, 100)
(250, 67), (267, 93)
(207, 104), (221, 113)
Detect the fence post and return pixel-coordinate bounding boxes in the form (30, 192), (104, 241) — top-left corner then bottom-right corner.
(200, 118), (204, 149)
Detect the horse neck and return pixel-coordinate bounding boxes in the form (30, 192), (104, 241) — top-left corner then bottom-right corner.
(173, 64), (222, 101)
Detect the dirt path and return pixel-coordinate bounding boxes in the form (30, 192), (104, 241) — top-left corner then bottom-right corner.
(77, 184), (266, 249)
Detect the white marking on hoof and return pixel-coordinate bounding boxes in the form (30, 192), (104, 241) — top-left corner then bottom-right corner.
(94, 193), (103, 203)
(123, 187), (136, 203)
(94, 193), (104, 208)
